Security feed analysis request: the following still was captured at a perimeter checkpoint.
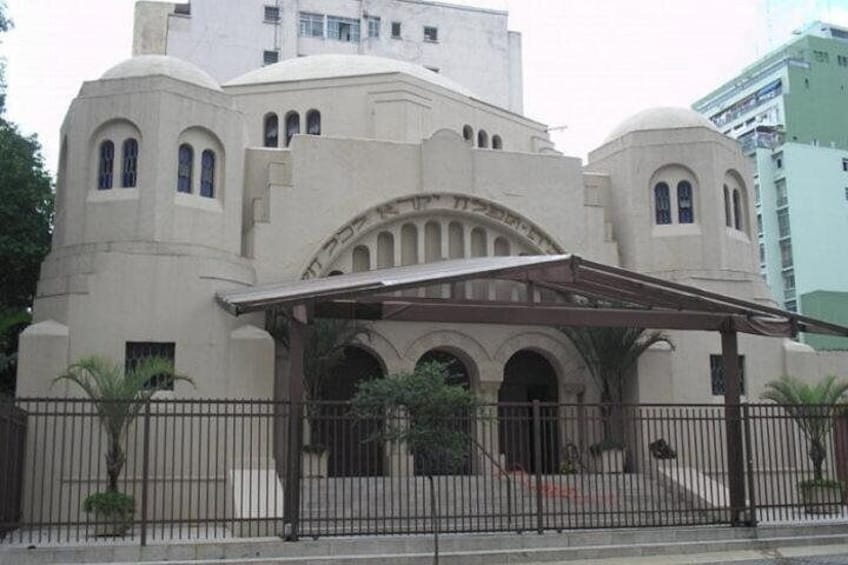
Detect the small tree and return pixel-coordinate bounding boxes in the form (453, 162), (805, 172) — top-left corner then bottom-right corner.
(761, 375), (848, 482)
(559, 325), (671, 450)
(55, 355), (192, 531)
(352, 361), (478, 564)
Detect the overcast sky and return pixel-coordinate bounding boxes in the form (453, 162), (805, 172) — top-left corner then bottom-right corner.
(3, 0), (848, 173)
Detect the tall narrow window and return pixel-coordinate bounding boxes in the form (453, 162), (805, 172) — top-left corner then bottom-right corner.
(200, 150), (215, 198)
(654, 182), (671, 224)
(477, 130), (488, 148)
(177, 143), (193, 193)
(677, 180), (694, 223)
(306, 109), (321, 135)
(285, 112), (300, 147)
(723, 185), (731, 227)
(264, 113), (279, 147)
(98, 140), (115, 190)
(732, 189), (742, 230)
(492, 135), (503, 150)
(121, 138), (138, 188)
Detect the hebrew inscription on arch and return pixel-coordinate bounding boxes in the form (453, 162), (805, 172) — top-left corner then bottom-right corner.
(302, 193), (564, 279)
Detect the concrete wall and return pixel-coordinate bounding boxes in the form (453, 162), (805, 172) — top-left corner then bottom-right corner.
(133, 0), (523, 112)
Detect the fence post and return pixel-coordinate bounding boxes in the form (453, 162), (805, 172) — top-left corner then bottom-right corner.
(742, 403), (757, 526)
(532, 400), (544, 534)
(140, 399), (151, 546)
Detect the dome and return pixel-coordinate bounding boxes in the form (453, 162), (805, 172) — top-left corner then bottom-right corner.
(101, 55), (221, 91)
(224, 54), (475, 97)
(605, 107), (719, 142)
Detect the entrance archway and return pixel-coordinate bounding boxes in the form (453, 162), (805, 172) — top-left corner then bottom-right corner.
(415, 349), (472, 475)
(316, 346), (385, 476)
(498, 350), (560, 473)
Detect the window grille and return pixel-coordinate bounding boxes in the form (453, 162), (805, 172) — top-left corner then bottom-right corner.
(391, 22), (401, 38)
(424, 26), (438, 42)
(126, 342), (176, 391)
(777, 208), (790, 237)
(677, 181), (694, 223)
(98, 140), (114, 190)
(264, 5), (280, 22)
(263, 50), (279, 65)
(654, 182), (671, 224)
(177, 144), (193, 193)
(200, 150), (215, 198)
(121, 138), (138, 188)
(709, 354), (745, 396)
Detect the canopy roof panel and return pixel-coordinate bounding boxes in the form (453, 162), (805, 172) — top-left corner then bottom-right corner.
(216, 255), (848, 338)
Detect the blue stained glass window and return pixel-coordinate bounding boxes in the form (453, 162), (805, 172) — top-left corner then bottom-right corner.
(200, 150), (215, 198)
(286, 112), (300, 147)
(654, 182), (671, 224)
(98, 140), (114, 190)
(177, 144), (193, 193)
(121, 138), (139, 188)
(678, 180), (694, 223)
(306, 110), (321, 135)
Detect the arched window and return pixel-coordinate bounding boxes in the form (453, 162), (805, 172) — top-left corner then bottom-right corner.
(200, 150), (215, 198)
(723, 185), (731, 227)
(677, 180), (694, 223)
(177, 143), (193, 193)
(264, 113), (279, 148)
(462, 125), (473, 144)
(492, 135), (503, 150)
(306, 109), (321, 135)
(285, 112), (300, 147)
(654, 182), (671, 224)
(121, 138), (139, 188)
(98, 140), (115, 190)
(732, 189), (742, 230)
(477, 130), (489, 148)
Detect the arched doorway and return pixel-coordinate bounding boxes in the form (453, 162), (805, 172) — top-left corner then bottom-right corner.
(498, 350), (559, 473)
(415, 350), (473, 475)
(315, 346), (385, 476)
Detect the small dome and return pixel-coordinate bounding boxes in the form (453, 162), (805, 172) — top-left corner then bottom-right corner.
(605, 107), (718, 142)
(101, 55), (221, 91)
(224, 54), (475, 98)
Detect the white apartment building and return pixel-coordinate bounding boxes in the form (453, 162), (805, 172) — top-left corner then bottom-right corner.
(133, 0), (524, 112)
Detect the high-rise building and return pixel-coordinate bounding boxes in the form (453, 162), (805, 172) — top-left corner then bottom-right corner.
(693, 21), (848, 349)
(133, 0), (524, 112)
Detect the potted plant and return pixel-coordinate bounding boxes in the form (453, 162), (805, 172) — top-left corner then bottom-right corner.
(761, 375), (848, 514)
(54, 355), (192, 535)
(301, 443), (329, 478)
(559, 322), (672, 473)
(589, 438), (627, 473)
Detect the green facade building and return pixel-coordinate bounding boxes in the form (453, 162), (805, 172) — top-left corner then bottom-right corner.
(694, 21), (848, 350)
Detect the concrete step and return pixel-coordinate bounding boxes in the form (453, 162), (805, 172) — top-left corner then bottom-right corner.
(3, 524), (847, 565)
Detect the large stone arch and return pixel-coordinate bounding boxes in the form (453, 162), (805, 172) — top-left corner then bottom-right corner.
(403, 329), (490, 391)
(352, 326), (404, 376)
(300, 193), (564, 279)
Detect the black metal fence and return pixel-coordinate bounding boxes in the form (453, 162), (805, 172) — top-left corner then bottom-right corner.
(0, 397), (27, 538)
(1, 398), (847, 545)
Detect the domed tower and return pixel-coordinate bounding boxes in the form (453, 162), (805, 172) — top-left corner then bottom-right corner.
(586, 107), (771, 303)
(18, 56), (272, 398)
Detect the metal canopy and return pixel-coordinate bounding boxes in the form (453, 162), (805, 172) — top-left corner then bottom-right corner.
(216, 254), (848, 338)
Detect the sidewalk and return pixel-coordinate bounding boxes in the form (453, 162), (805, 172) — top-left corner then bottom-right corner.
(527, 543), (848, 564)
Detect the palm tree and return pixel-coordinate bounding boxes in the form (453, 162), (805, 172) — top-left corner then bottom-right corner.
(55, 356), (192, 492)
(761, 375), (848, 481)
(559, 326), (672, 446)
